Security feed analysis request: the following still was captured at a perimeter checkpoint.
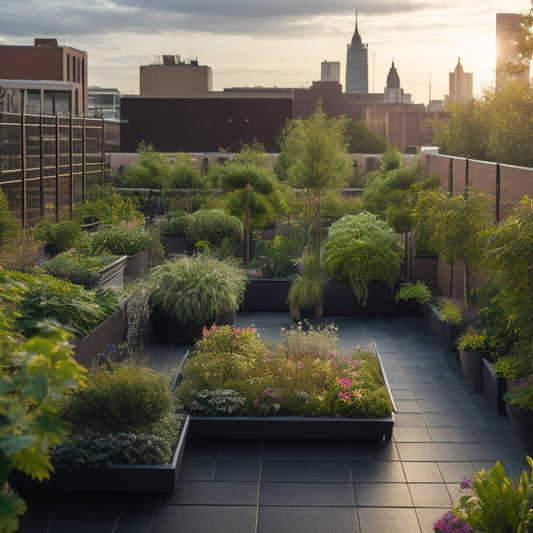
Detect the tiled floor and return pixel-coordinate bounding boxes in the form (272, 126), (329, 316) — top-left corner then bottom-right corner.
(18, 312), (527, 533)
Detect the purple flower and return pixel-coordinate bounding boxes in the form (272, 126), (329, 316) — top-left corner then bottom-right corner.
(433, 511), (476, 532)
(460, 478), (472, 490)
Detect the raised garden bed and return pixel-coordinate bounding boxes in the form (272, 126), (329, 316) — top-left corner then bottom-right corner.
(242, 279), (292, 311)
(124, 249), (150, 279)
(9, 416), (190, 493)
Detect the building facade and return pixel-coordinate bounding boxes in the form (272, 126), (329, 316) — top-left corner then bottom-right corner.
(496, 13), (530, 88)
(448, 58), (473, 104)
(321, 61), (341, 83)
(140, 56), (213, 97)
(88, 87), (121, 120)
(383, 61), (412, 104)
(345, 14), (368, 93)
(0, 38), (88, 116)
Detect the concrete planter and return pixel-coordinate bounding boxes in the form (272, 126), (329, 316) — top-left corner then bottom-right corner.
(242, 279), (293, 311)
(482, 359), (507, 414)
(430, 307), (461, 351)
(506, 403), (533, 457)
(288, 302), (324, 321)
(91, 255), (127, 290)
(9, 416), (190, 493)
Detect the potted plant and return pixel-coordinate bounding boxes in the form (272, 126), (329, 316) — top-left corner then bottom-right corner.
(322, 212), (402, 315)
(158, 211), (192, 256)
(431, 298), (464, 351)
(147, 255), (248, 344)
(244, 235), (301, 311)
(456, 329), (489, 393)
(395, 281), (432, 316)
(287, 253), (325, 320)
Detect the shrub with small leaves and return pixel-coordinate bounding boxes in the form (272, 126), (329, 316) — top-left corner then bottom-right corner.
(185, 209), (243, 248)
(188, 389), (246, 416)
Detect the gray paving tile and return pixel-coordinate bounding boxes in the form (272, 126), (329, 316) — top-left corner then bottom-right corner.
(357, 507), (421, 532)
(350, 441), (400, 461)
(184, 439), (262, 459)
(261, 460), (351, 482)
(403, 462), (444, 483)
(214, 460), (261, 481)
(417, 399), (445, 412)
(463, 443), (523, 462)
(260, 481), (355, 506)
(394, 413), (427, 427)
(417, 507), (449, 533)
(153, 505), (257, 533)
(428, 427), (460, 443)
(395, 399), (421, 413)
(258, 506), (358, 533)
(263, 440), (351, 460)
(397, 442), (469, 462)
(437, 461), (476, 483)
(455, 427), (495, 443)
(167, 481), (259, 505)
(351, 460), (406, 482)
(354, 482), (412, 507)
(423, 412), (453, 427)
(391, 389), (416, 400)
(179, 459), (215, 481)
(409, 483), (454, 507)
(393, 426), (432, 442)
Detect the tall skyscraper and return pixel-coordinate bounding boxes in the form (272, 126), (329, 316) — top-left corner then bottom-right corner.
(496, 13), (530, 89)
(448, 58), (473, 103)
(345, 12), (368, 93)
(321, 61), (341, 83)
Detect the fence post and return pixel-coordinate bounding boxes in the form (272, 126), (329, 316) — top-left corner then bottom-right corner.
(447, 158), (453, 196)
(495, 163), (501, 223)
(101, 118), (105, 186)
(39, 113), (45, 218)
(464, 158), (469, 200)
(20, 103), (27, 227)
(82, 115), (86, 203)
(55, 115), (60, 222)
(69, 113), (74, 219)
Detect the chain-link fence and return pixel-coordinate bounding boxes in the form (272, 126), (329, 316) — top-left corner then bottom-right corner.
(0, 111), (105, 225)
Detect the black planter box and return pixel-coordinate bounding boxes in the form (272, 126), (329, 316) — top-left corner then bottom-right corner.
(189, 414), (394, 441)
(163, 237), (193, 256)
(242, 279), (292, 311)
(9, 417), (190, 493)
(124, 249), (150, 279)
(482, 359), (507, 414)
(429, 307), (460, 351)
(323, 281), (396, 317)
(150, 307), (236, 344)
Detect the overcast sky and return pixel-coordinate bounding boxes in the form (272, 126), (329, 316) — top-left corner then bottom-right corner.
(1, 0), (531, 104)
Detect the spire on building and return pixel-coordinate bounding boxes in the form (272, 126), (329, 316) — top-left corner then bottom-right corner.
(345, 10), (368, 93)
(386, 59), (400, 89)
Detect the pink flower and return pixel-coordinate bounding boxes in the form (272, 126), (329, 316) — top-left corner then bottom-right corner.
(336, 376), (352, 390)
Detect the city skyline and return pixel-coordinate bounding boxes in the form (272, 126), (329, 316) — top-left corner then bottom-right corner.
(1, 0), (530, 104)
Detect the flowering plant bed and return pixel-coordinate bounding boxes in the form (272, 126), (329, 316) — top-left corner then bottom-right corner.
(176, 323), (395, 441)
(9, 417), (190, 493)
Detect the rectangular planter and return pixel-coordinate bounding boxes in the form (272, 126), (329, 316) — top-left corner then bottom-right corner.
(163, 236), (193, 256)
(187, 352), (395, 441)
(124, 249), (150, 279)
(482, 358), (507, 415)
(72, 300), (128, 368)
(242, 279), (293, 311)
(430, 306), (460, 351)
(189, 414), (394, 441)
(323, 281), (396, 317)
(9, 417), (190, 493)
(91, 255), (127, 290)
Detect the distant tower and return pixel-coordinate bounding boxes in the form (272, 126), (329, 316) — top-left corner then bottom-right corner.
(448, 58), (473, 104)
(383, 60), (411, 104)
(345, 12), (368, 93)
(321, 61), (341, 83)
(496, 13), (530, 88)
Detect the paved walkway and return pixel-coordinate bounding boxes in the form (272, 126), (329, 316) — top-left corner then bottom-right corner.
(18, 312), (527, 533)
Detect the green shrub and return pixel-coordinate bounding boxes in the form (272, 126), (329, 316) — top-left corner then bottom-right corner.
(437, 298), (464, 326)
(39, 251), (119, 289)
(396, 282), (431, 304)
(91, 224), (162, 257)
(323, 212), (402, 306)
(0, 188), (17, 246)
(185, 209), (243, 248)
(456, 329), (488, 351)
(147, 256), (248, 325)
(61, 363), (175, 434)
(34, 218), (82, 251)
(188, 389), (247, 416)
(249, 235), (301, 279)
(159, 212), (191, 237)
(494, 345), (533, 380)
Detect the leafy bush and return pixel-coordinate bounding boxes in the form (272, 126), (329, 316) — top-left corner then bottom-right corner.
(456, 329), (488, 351)
(34, 218), (82, 251)
(287, 252), (326, 307)
(249, 235), (301, 279)
(159, 212), (191, 237)
(61, 363), (175, 434)
(451, 458), (533, 532)
(39, 251), (120, 289)
(504, 381), (533, 411)
(175, 324), (393, 418)
(0, 188), (17, 247)
(1, 271), (120, 337)
(188, 389), (246, 416)
(53, 430), (173, 466)
(147, 256), (248, 325)
(396, 281), (431, 304)
(185, 209), (243, 248)
(91, 224), (162, 258)
(437, 298), (464, 326)
(493, 344), (533, 381)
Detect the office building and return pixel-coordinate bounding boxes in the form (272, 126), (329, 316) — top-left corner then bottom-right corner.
(346, 13), (368, 93)
(448, 58), (473, 103)
(321, 61), (341, 83)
